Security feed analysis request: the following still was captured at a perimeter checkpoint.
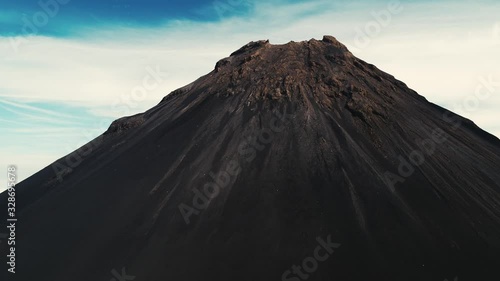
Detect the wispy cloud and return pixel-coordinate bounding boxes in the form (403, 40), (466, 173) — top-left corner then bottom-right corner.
(0, 98), (79, 119)
(0, 104), (79, 126)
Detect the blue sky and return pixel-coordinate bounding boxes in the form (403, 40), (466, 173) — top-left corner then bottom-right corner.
(1, 0), (500, 188)
(0, 0), (257, 36)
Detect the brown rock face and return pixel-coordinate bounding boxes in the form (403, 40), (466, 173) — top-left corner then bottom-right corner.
(2, 36), (500, 281)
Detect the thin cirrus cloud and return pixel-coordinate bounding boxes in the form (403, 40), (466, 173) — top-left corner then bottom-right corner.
(0, 0), (499, 189)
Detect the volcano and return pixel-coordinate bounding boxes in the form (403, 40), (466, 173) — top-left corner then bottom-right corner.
(2, 36), (500, 281)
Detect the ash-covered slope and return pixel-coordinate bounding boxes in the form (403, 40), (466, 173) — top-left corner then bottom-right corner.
(2, 36), (500, 281)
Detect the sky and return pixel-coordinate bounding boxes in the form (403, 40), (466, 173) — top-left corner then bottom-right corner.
(0, 0), (499, 189)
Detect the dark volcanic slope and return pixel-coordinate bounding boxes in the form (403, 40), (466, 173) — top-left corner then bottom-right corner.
(2, 36), (500, 281)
